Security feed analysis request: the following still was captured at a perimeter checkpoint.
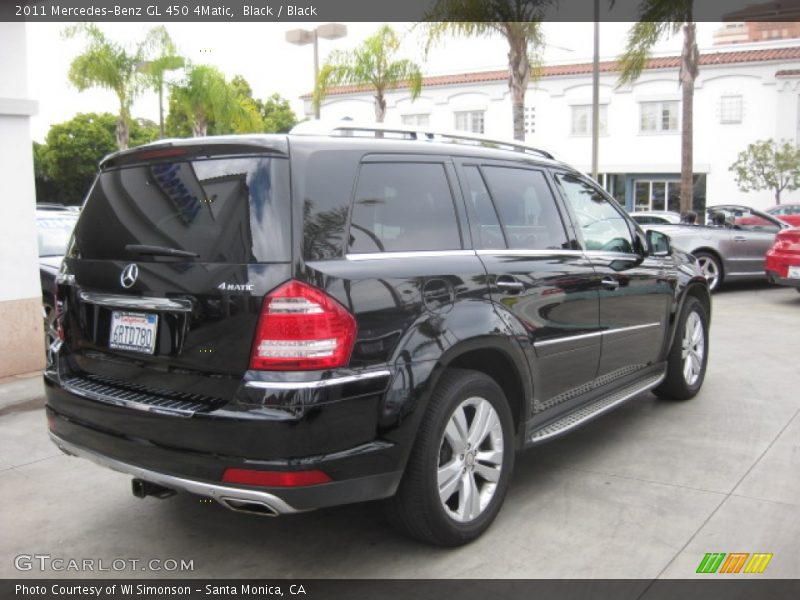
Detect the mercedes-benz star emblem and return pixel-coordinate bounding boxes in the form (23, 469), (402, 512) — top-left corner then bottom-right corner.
(120, 264), (139, 289)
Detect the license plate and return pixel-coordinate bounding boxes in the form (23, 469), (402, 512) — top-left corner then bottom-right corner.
(788, 266), (800, 280)
(109, 311), (158, 354)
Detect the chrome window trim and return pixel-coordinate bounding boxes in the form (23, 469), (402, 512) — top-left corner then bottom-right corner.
(49, 434), (302, 515)
(245, 369), (392, 391)
(476, 249), (585, 257)
(79, 291), (193, 313)
(345, 250), (477, 261)
(534, 322), (661, 349)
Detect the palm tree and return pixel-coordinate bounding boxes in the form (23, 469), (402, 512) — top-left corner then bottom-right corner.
(140, 26), (184, 138)
(424, 0), (553, 141)
(172, 65), (261, 137)
(314, 25), (423, 122)
(64, 24), (144, 150)
(617, 0), (698, 213)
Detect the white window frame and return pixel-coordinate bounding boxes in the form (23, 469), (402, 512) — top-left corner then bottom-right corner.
(454, 110), (485, 134)
(639, 100), (679, 133)
(400, 113), (430, 127)
(719, 95), (743, 124)
(571, 104), (608, 136)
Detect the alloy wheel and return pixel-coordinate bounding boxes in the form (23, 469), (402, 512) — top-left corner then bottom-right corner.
(681, 311), (705, 386)
(437, 396), (504, 523)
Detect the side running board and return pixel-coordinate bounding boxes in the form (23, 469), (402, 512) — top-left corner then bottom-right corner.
(528, 371), (665, 444)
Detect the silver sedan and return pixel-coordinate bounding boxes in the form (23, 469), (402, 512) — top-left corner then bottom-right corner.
(644, 204), (790, 291)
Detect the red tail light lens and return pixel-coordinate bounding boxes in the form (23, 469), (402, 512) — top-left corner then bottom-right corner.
(249, 280), (357, 371)
(222, 468), (332, 487)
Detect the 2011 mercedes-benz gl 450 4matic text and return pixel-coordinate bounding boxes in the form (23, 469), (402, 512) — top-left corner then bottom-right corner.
(45, 124), (711, 546)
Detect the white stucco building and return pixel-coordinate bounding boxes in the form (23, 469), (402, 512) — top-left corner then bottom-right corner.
(0, 23), (44, 377)
(306, 40), (800, 212)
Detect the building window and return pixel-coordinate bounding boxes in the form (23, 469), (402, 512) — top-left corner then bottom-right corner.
(454, 110), (485, 134)
(640, 101), (678, 133)
(401, 113), (430, 127)
(571, 104), (608, 136)
(719, 95), (743, 124)
(524, 106), (535, 135)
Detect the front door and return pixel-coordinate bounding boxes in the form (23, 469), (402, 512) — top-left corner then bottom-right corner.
(555, 172), (674, 379)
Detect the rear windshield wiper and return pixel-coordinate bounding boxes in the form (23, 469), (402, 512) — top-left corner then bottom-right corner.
(125, 244), (199, 258)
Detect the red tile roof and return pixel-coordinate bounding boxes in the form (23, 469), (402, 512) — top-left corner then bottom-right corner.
(303, 46), (800, 98)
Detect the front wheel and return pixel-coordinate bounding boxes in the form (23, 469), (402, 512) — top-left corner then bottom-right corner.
(654, 296), (709, 401)
(385, 369), (515, 546)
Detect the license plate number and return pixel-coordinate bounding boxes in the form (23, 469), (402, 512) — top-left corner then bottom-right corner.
(109, 311), (158, 354)
(788, 266), (800, 280)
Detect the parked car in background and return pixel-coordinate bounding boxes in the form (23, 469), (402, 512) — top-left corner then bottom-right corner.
(645, 205), (789, 291)
(44, 123), (711, 546)
(37, 206), (78, 347)
(629, 211), (682, 225)
(765, 204), (800, 227)
(766, 227), (800, 293)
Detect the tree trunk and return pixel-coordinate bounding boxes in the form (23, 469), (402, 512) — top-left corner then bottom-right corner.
(507, 31), (530, 142)
(679, 21), (698, 214)
(775, 188), (781, 204)
(158, 80), (165, 138)
(374, 91), (386, 123)
(116, 112), (129, 151)
(192, 116), (207, 137)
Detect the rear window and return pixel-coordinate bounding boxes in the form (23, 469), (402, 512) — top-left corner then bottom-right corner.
(348, 162), (461, 254)
(73, 157), (290, 263)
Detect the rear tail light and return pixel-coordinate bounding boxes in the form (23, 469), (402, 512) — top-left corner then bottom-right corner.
(249, 280), (356, 371)
(222, 468), (332, 487)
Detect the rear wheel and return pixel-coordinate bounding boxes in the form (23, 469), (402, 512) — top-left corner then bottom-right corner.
(654, 296), (709, 401)
(386, 369), (514, 546)
(694, 252), (722, 292)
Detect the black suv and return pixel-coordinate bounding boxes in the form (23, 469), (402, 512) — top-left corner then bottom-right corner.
(45, 124), (711, 546)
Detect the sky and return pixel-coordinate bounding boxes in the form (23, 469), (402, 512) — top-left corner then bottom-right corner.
(24, 21), (721, 142)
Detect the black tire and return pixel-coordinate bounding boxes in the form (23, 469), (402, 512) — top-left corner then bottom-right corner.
(694, 252), (723, 292)
(653, 296), (709, 401)
(385, 369), (515, 546)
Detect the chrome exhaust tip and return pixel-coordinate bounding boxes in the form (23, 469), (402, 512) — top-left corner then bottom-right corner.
(219, 497), (280, 517)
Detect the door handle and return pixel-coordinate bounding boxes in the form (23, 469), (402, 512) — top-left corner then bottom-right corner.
(496, 275), (524, 293)
(733, 236), (747, 242)
(600, 276), (620, 291)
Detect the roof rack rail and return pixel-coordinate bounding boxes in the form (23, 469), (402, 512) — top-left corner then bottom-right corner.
(289, 120), (556, 161)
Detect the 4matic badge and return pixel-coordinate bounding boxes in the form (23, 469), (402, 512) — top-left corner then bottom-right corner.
(217, 282), (254, 292)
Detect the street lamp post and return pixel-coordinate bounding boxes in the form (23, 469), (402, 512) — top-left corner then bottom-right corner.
(286, 23), (347, 120)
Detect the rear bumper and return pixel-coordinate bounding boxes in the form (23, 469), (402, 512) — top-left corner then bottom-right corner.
(44, 355), (407, 512)
(765, 251), (800, 287)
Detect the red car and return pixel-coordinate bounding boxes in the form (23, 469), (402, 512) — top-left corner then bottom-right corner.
(765, 227), (800, 292)
(766, 204), (800, 227)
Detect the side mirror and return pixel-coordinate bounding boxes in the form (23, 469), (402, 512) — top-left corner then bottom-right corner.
(647, 229), (672, 257)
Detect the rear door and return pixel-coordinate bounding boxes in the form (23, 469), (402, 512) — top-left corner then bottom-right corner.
(713, 206), (782, 275)
(61, 149), (293, 401)
(553, 171), (672, 378)
(456, 159), (601, 414)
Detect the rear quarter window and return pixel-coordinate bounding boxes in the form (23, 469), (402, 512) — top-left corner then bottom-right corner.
(348, 162), (462, 254)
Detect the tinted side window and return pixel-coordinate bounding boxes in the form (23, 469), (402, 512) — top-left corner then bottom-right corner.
(555, 173), (634, 253)
(348, 163), (461, 253)
(481, 166), (569, 250)
(462, 166), (506, 249)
